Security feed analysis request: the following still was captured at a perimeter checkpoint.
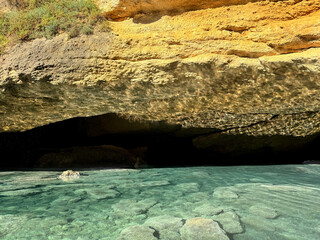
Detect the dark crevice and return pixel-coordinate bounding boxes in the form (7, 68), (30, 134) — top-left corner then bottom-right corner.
(0, 112), (320, 170)
(149, 227), (160, 239)
(181, 219), (186, 225)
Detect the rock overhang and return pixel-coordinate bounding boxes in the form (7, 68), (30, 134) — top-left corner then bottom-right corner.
(0, 0), (320, 167)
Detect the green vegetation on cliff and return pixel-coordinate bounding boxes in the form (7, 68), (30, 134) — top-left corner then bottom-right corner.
(0, 0), (109, 54)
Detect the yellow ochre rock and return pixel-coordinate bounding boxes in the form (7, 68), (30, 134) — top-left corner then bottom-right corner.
(106, 0), (320, 59)
(97, 0), (263, 21)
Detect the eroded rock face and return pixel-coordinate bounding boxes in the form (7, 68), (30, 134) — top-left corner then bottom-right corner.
(0, 0), (320, 166)
(97, 0), (263, 21)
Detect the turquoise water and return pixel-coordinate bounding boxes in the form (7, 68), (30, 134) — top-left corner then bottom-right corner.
(1, 165), (320, 240)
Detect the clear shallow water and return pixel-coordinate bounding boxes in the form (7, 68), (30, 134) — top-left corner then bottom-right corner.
(0, 165), (320, 240)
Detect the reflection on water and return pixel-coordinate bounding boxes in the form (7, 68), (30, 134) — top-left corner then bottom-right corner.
(0, 165), (320, 240)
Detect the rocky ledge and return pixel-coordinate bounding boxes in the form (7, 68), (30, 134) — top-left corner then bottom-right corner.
(0, 0), (320, 167)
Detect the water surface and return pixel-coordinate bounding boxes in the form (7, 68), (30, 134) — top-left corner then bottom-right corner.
(1, 165), (320, 239)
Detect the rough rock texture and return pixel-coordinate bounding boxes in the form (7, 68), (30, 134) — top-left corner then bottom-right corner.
(0, 0), (24, 13)
(97, 0), (263, 21)
(0, 0), (13, 13)
(0, 0), (320, 165)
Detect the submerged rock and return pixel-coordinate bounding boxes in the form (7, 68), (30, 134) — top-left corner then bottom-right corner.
(193, 204), (223, 216)
(0, 215), (28, 238)
(117, 225), (158, 240)
(112, 199), (157, 218)
(86, 188), (120, 200)
(249, 205), (279, 219)
(212, 211), (244, 234)
(213, 187), (239, 200)
(0, 188), (41, 196)
(144, 215), (184, 240)
(180, 217), (229, 240)
(175, 183), (200, 193)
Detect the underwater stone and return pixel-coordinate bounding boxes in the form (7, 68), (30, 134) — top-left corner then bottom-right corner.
(180, 217), (229, 240)
(183, 192), (211, 203)
(0, 215), (28, 237)
(175, 183), (200, 193)
(117, 225), (158, 240)
(144, 215), (184, 231)
(212, 211), (244, 234)
(249, 205), (279, 219)
(193, 204), (223, 216)
(144, 215), (184, 239)
(0, 188), (41, 196)
(87, 188), (120, 200)
(212, 187), (239, 200)
(112, 199), (157, 218)
(158, 229), (182, 240)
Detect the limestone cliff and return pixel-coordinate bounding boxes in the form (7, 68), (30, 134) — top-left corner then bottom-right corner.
(0, 0), (320, 165)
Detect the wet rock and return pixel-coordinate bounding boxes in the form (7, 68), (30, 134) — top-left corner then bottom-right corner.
(212, 211), (244, 234)
(249, 205), (279, 219)
(180, 217), (229, 240)
(117, 225), (158, 240)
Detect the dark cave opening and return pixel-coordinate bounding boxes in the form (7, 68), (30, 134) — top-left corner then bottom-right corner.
(0, 113), (319, 170)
